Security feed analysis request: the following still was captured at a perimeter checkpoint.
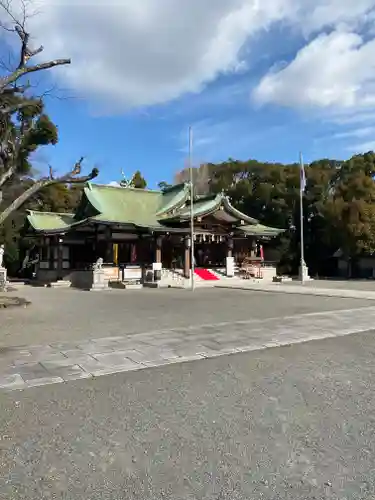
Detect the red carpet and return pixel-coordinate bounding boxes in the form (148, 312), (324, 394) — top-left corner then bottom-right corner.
(194, 268), (220, 281)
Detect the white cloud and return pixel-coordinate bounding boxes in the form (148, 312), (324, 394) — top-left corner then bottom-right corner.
(252, 0), (375, 115)
(21, 0), (292, 110)
(346, 140), (375, 152)
(295, 0), (375, 34)
(253, 30), (375, 110)
(331, 111), (375, 125)
(333, 126), (375, 139)
(4, 0), (375, 112)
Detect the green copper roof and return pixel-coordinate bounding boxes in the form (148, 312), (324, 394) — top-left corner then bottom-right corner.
(27, 211), (81, 232)
(165, 193), (259, 224)
(156, 183), (190, 216)
(171, 194), (222, 219)
(84, 183), (162, 226)
(26, 182), (282, 237)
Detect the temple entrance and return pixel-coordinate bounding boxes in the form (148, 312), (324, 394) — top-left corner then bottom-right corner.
(162, 237), (184, 269)
(194, 243), (226, 268)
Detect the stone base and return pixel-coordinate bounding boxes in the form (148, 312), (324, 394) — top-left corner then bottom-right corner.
(298, 263), (312, 282)
(90, 284), (110, 291)
(91, 270), (109, 290)
(273, 275), (293, 283)
(0, 267), (8, 291)
(123, 283), (143, 290)
(144, 282), (170, 289)
(48, 280), (71, 288)
(109, 281), (143, 290)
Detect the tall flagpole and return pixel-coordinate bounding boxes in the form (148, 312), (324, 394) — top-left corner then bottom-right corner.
(299, 151), (306, 283)
(189, 126), (195, 291)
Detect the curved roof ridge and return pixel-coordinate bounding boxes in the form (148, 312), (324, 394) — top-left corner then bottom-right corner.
(156, 182), (190, 217)
(26, 209), (74, 216)
(161, 182), (189, 194)
(90, 183), (162, 194)
(222, 196), (259, 224)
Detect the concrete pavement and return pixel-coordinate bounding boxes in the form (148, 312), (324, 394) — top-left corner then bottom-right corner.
(217, 279), (375, 300)
(2, 286), (374, 347)
(2, 331), (375, 499)
(2, 305), (375, 390)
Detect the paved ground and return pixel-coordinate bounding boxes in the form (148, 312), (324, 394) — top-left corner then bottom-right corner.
(218, 279), (375, 300)
(1, 304), (375, 391)
(286, 279), (375, 290)
(2, 286), (374, 347)
(1, 287), (375, 390)
(1, 331), (375, 499)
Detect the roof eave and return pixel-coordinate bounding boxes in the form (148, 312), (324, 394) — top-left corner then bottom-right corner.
(135, 224), (191, 234)
(155, 183), (191, 217)
(26, 213), (89, 234)
(161, 194), (223, 222)
(222, 197), (259, 224)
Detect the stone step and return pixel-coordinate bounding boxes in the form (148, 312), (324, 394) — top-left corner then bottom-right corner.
(48, 280), (71, 288)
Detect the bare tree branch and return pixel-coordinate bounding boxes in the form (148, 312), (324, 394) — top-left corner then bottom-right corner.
(0, 160), (99, 225)
(0, 164), (15, 187)
(0, 59), (71, 92)
(0, 0), (71, 93)
(0, 99), (39, 115)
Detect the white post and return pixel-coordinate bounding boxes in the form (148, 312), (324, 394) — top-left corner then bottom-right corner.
(299, 152), (309, 283)
(300, 152), (304, 281)
(0, 244), (7, 291)
(189, 126), (195, 291)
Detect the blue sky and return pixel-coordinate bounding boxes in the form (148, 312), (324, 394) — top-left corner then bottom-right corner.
(4, 0), (375, 188)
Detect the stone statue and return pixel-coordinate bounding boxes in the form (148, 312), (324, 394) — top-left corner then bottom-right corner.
(93, 257), (103, 271)
(0, 244), (4, 268)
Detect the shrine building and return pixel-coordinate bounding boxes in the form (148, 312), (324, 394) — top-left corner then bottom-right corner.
(22, 181), (283, 288)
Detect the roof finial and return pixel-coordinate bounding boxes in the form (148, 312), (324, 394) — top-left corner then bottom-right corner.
(120, 169), (136, 188)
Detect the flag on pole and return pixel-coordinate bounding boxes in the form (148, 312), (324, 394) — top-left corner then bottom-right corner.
(299, 152), (306, 193)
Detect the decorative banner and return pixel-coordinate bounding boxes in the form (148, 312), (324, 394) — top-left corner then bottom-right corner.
(131, 243), (137, 263)
(260, 244), (264, 261)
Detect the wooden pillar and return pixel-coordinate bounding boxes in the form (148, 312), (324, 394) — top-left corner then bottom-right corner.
(46, 237), (53, 271)
(105, 227), (113, 264)
(184, 235), (190, 279)
(227, 236), (234, 258)
(155, 235), (162, 264)
(250, 239), (257, 257)
(93, 226), (98, 258)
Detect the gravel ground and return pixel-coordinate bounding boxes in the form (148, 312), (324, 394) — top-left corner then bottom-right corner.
(1, 286), (374, 347)
(1, 330), (375, 499)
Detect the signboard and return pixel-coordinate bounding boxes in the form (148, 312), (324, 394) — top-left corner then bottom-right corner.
(123, 267), (142, 281)
(103, 266), (120, 281)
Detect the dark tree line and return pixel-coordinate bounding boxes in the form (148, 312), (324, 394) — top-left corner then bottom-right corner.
(2, 152), (375, 277)
(176, 153), (375, 275)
